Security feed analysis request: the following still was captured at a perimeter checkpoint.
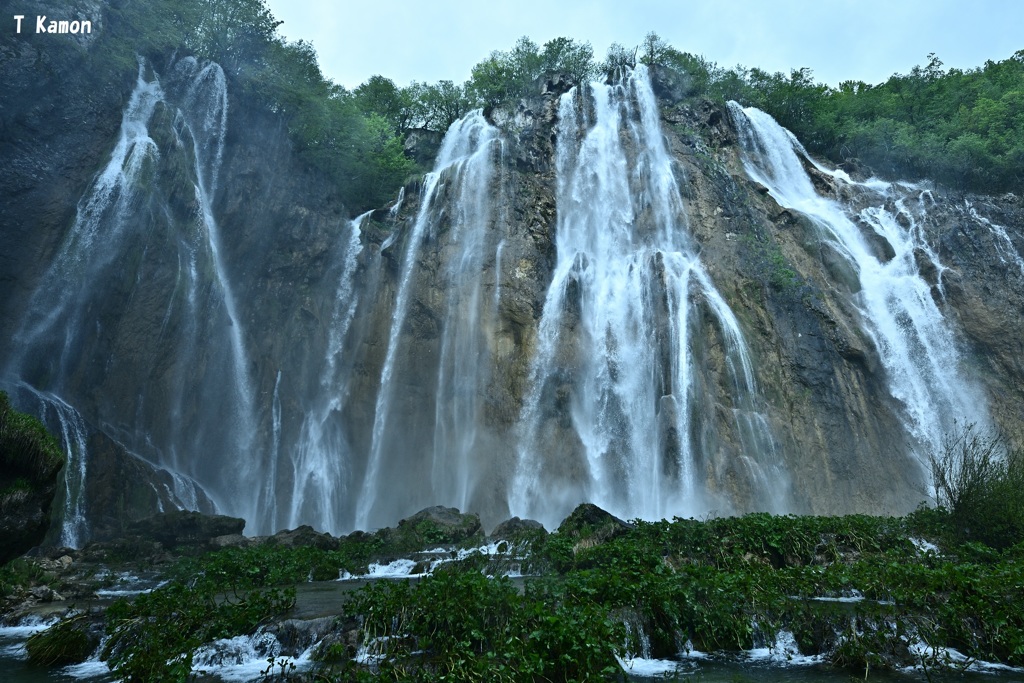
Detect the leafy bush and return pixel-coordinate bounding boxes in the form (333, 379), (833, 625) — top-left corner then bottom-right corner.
(345, 570), (622, 682)
(930, 423), (1024, 549)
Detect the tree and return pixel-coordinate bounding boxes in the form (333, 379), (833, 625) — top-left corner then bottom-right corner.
(189, 0), (282, 69)
(353, 75), (416, 133)
(639, 32), (671, 67)
(419, 80), (472, 131)
(540, 37), (597, 85)
(603, 42), (637, 73)
(468, 36), (544, 106)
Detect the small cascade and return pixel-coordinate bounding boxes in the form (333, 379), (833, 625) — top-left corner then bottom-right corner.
(10, 385), (91, 547)
(283, 214), (367, 535)
(356, 111), (501, 531)
(964, 198), (1024, 277)
(730, 103), (989, 465)
(512, 67), (785, 529)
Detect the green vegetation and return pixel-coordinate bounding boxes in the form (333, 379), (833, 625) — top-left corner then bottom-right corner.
(33, 502), (1009, 682)
(10, 1), (1018, 213)
(930, 423), (1024, 549)
(0, 391), (64, 481)
(0, 556), (49, 598)
(102, 554), (297, 682)
(33, 2), (602, 215)
(633, 33), (1024, 193)
(26, 613), (97, 666)
(0, 392), (64, 521)
(334, 571), (622, 682)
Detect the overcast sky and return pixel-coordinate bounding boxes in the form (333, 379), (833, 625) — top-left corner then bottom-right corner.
(264, 0), (1024, 90)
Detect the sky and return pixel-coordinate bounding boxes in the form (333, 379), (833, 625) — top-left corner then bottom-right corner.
(264, 0), (1024, 90)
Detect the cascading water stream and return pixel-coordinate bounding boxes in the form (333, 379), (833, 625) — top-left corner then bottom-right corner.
(356, 111), (501, 531)
(730, 103), (989, 464)
(5, 61), (162, 379)
(3, 57), (263, 539)
(964, 199), (1024, 277)
(12, 385), (91, 548)
(511, 67), (785, 528)
(173, 57), (260, 520)
(280, 214), (367, 535)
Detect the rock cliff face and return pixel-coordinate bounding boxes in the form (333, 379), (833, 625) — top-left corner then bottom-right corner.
(2, 48), (1022, 542)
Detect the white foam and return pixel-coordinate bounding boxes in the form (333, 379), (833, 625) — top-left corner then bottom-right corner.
(62, 659), (111, 679)
(0, 643), (27, 658)
(910, 537), (940, 554)
(908, 642), (1024, 674)
(617, 655), (686, 677)
(0, 616), (59, 639)
(338, 542), (527, 581)
(191, 631), (315, 681)
(364, 558), (420, 578)
(745, 630), (823, 666)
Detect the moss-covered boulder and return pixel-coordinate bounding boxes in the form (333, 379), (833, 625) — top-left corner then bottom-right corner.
(0, 391), (64, 565)
(556, 503), (633, 549)
(376, 506), (483, 553)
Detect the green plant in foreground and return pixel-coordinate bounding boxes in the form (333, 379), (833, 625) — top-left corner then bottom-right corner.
(344, 570), (622, 682)
(930, 423), (1024, 549)
(26, 613), (97, 666)
(78, 504), (1024, 681)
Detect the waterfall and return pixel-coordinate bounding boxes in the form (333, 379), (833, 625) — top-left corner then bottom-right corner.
(356, 112), (501, 531)
(281, 214), (367, 535)
(511, 67), (785, 529)
(3, 57), (264, 538)
(730, 103), (989, 466)
(5, 61), (163, 379)
(22, 387), (90, 548)
(964, 199), (1024, 277)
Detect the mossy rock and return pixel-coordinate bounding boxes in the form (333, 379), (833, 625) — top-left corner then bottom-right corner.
(378, 506), (483, 553)
(557, 503), (633, 546)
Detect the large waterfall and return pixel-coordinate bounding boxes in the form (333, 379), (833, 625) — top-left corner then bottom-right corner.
(6, 57), (1013, 543)
(355, 112), (504, 531)
(511, 68), (787, 528)
(730, 103), (990, 466)
(3, 58), (262, 541)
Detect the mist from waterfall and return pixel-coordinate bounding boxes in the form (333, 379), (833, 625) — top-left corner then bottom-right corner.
(730, 103), (989, 467)
(511, 67), (786, 529)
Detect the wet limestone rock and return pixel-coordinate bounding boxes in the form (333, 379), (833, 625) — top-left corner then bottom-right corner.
(384, 506), (484, 550)
(490, 516), (546, 540)
(557, 503), (634, 549)
(126, 510), (245, 550)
